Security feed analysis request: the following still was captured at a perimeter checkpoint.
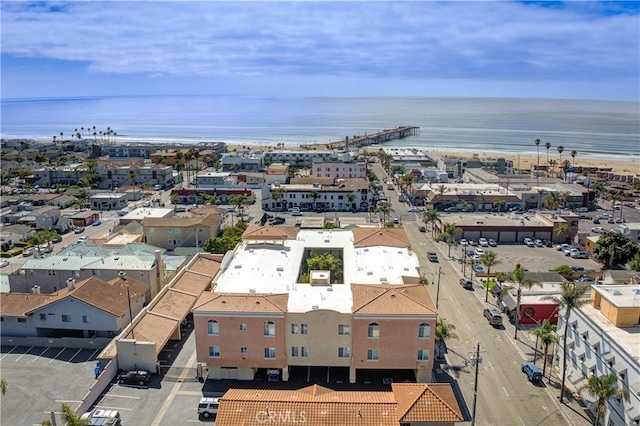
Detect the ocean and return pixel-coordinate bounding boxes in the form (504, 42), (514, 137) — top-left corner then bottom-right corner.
(1, 96), (638, 160)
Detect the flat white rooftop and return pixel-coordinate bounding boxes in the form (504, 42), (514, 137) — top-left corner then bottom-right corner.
(121, 207), (174, 221)
(214, 229), (420, 313)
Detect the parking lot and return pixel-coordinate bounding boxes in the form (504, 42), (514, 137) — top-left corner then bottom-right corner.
(0, 345), (101, 426)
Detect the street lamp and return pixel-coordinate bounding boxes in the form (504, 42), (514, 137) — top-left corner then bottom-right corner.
(126, 284), (135, 339)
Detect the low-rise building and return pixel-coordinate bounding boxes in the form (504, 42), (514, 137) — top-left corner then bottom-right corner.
(0, 274), (147, 339)
(262, 178), (371, 212)
(214, 383), (463, 425)
(89, 193), (128, 211)
(193, 227), (437, 384)
(555, 285), (640, 426)
(142, 211), (222, 250)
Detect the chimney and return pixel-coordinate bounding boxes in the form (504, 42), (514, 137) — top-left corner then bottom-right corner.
(66, 278), (76, 291)
(118, 270), (127, 280)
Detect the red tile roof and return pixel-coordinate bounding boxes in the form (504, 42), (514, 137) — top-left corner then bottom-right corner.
(352, 228), (411, 248)
(213, 383), (463, 425)
(351, 284), (436, 315)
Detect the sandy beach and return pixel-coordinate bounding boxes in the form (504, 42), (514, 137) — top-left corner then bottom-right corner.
(230, 142), (639, 176)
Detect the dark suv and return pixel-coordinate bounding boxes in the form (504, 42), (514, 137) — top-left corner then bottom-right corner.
(118, 369), (151, 386)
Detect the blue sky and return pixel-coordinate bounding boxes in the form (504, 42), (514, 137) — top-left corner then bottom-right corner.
(1, 1), (638, 101)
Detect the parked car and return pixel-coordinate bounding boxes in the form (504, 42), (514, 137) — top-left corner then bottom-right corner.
(524, 238), (535, 247)
(74, 226), (85, 234)
(459, 239), (468, 246)
(22, 247), (34, 257)
(475, 248), (484, 256)
(555, 243), (569, 251)
(197, 397), (220, 418)
(571, 266), (585, 272)
(51, 235), (62, 244)
(578, 274), (594, 282)
(80, 409), (121, 426)
(472, 264), (485, 273)
(593, 218), (600, 224)
(488, 239), (497, 247)
(269, 218), (285, 225)
(534, 239), (544, 247)
(77, 236), (88, 243)
(521, 362), (543, 382)
(483, 308), (503, 327)
(291, 210), (303, 216)
(118, 369), (151, 386)
(418, 225), (426, 233)
(0, 260), (9, 268)
(479, 238), (489, 247)
(427, 252), (438, 262)
(571, 251), (589, 259)
(469, 240), (478, 246)
(92, 220), (102, 226)
(459, 277), (473, 289)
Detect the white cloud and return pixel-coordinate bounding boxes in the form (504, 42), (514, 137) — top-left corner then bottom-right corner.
(1, 1), (638, 98)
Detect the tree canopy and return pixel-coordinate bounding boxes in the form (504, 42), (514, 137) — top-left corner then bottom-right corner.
(592, 231), (639, 268)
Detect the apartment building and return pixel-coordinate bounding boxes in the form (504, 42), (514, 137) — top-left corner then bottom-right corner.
(555, 285), (640, 426)
(142, 211), (222, 250)
(264, 150), (352, 168)
(262, 178), (372, 212)
(310, 159), (367, 179)
(0, 274), (147, 339)
(193, 226), (437, 383)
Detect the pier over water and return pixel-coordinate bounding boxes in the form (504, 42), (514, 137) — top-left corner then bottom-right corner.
(309, 126), (420, 150)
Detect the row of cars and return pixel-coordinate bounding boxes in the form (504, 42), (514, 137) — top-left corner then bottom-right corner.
(555, 243), (589, 259)
(460, 237), (497, 247)
(523, 237), (552, 248)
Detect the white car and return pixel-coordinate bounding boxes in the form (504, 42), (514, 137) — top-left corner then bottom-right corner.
(488, 239), (497, 247)
(475, 248), (484, 256)
(0, 260), (9, 268)
(591, 227), (604, 233)
(524, 238), (535, 247)
(479, 238), (489, 247)
(460, 239), (468, 246)
(77, 236), (88, 243)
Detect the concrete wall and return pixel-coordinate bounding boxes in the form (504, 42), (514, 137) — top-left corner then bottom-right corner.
(115, 339), (157, 371)
(76, 357), (119, 416)
(1, 335), (111, 349)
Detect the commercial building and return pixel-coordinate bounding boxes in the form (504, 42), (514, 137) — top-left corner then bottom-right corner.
(193, 227), (437, 383)
(214, 383), (463, 425)
(262, 178), (372, 212)
(555, 285), (640, 426)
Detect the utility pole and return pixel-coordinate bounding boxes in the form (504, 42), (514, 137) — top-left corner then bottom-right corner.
(469, 342), (487, 426)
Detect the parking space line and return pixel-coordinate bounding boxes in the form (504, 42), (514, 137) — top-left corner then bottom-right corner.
(104, 394), (141, 399)
(55, 400), (83, 403)
(15, 346), (33, 362)
(94, 405), (133, 411)
(49, 348), (66, 363)
(83, 349), (99, 364)
(0, 346), (17, 360)
(68, 348), (83, 362)
(31, 347), (49, 362)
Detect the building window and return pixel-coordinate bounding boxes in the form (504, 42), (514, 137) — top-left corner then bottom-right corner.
(368, 323), (379, 338)
(301, 324), (308, 334)
(418, 323), (430, 339)
(338, 347), (350, 358)
(264, 347), (276, 359)
(240, 347), (247, 354)
(17, 318), (27, 323)
(417, 350), (430, 361)
(291, 346), (299, 357)
(291, 323), (299, 334)
(61, 315), (71, 323)
(264, 321), (275, 337)
(367, 349), (379, 361)
(301, 347), (308, 357)
(207, 320), (219, 336)
(338, 324), (350, 335)
(239, 323), (247, 331)
(39, 314), (46, 321)
(208, 346), (220, 358)
(82, 316), (89, 324)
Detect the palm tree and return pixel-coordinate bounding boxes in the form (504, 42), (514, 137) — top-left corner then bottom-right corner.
(555, 222), (570, 243)
(374, 201), (393, 225)
(543, 281), (590, 403)
(480, 251), (501, 302)
(534, 138), (541, 182)
(441, 222), (462, 257)
(578, 374), (628, 426)
(346, 193), (356, 210)
(229, 194), (248, 222)
(126, 171), (138, 205)
(502, 267), (542, 339)
(570, 150), (577, 168)
(545, 141), (551, 176)
(61, 403), (89, 426)
(435, 184), (449, 209)
(493, 198), (505, 213)
(423, 209), (439, 237)
(309, 190), (320, 211)
(435, 317), (458, 359)
(529, 319), (558, 380)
